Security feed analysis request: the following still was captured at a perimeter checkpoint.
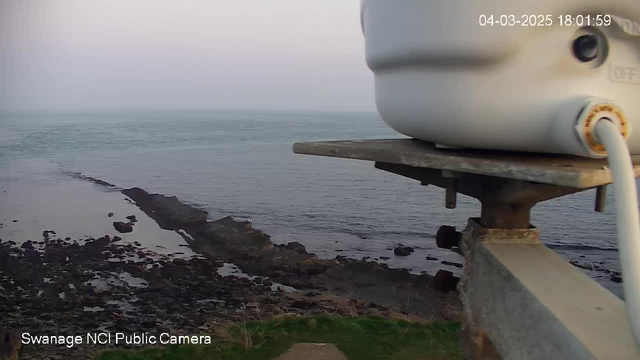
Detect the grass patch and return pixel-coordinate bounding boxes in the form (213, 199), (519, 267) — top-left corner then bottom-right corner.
(97, 315), (462, 360)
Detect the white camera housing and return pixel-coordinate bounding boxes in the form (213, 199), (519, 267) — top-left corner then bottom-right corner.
(361, 0), (640, 157)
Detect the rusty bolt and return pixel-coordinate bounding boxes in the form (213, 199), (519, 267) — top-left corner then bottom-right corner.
(433, 270), (460, 293)
(436, 225), (461, 249)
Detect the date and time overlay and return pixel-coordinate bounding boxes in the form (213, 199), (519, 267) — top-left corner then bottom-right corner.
(478, 14), (613, 27)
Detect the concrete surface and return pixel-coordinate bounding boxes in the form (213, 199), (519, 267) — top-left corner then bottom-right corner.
(293, 138), (640, 188)
(460, 218), (640, 360)
(275, 343), (347, 360)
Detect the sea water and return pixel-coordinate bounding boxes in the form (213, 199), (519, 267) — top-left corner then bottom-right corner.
(0, 109), (625, 295)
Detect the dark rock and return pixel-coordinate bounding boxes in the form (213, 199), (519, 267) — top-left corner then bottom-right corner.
(299, 263), (327, 276)
(610, 275), (623, 283)
(436, 225), (461, 249)
(441, 260), (463, 268)
(108, 213), (114, 217)
(172, 258), (187, 266)
(126, 215), (137, 222)
(12, 220), (18, 222)
(122, 187), (208, 229)
(197, 216), (273, 253)
(285, 242), (306, 253)
(569, 261), (593, 271)
(67, 172), (116, 187)
(380, 256), (390, 260)
(263, 279), (273, 286)
(393, 246), (414, 257)
(433, 270), (459, 293)
(113, 222), (133, 233)
(426, 256), (438, 261)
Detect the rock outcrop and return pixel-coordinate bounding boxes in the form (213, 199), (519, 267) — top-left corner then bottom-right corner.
(112, 221), (133, 233)
(122, 187), (208, 229)
(121, 187), (460, 321)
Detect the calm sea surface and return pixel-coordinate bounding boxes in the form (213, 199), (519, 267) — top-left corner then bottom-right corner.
(0, 110), (626, 295)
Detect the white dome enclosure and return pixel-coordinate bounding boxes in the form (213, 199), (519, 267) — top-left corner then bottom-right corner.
(360, 0), (640, 158)
(360, 0), (640, 348)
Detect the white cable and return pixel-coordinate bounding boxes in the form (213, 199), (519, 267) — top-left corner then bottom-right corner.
(595, 118), (640, 347)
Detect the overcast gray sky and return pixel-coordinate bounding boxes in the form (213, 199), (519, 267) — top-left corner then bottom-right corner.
(0, 0), (374, 112)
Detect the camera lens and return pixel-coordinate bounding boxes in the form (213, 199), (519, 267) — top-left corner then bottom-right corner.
(573, 34), (599, 62)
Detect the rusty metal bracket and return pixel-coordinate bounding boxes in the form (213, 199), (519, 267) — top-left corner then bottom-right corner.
(374, 161), (582, 229)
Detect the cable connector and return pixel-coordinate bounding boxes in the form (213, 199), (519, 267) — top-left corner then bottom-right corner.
(575, 99), (630, 157)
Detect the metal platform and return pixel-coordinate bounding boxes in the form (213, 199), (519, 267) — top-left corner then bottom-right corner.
(293, 138), (640, 188)
(293, 138), (640, 360)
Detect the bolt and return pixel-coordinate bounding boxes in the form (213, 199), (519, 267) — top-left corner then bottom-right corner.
(445, 180), (457, 209)
(442, 170), (458, 209)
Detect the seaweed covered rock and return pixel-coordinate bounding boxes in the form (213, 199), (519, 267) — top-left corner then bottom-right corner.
(113, 222), (133, 233)
(122, 187), (208, 229)
(197, 216), (273, 254)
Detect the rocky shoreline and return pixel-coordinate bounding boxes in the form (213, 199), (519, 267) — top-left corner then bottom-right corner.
(0, 183), (460, 360)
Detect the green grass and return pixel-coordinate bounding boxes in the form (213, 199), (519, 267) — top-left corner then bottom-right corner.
(97, 315), (462, 360)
